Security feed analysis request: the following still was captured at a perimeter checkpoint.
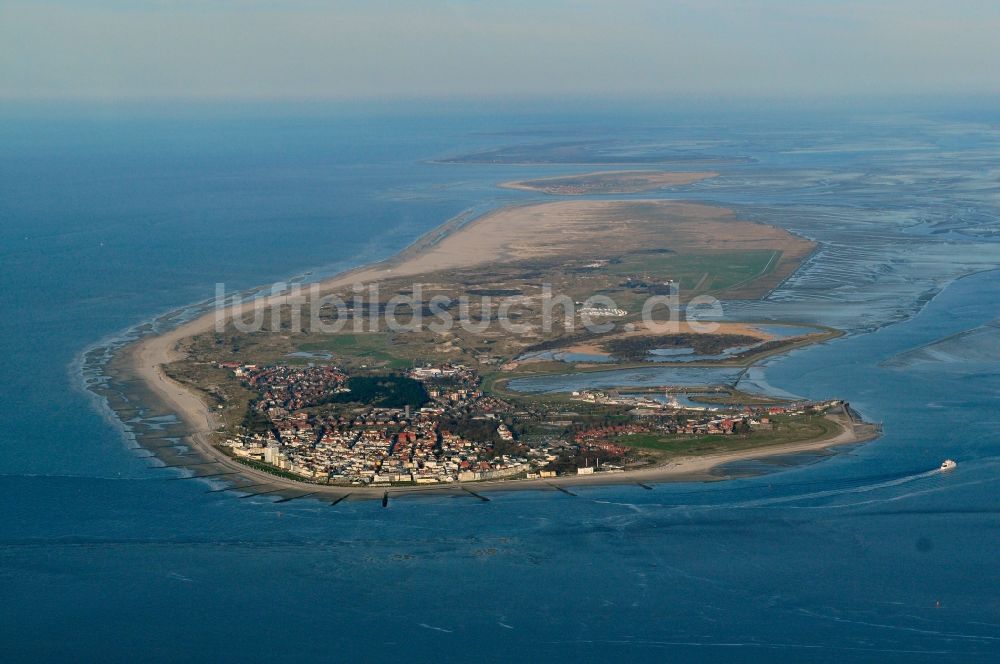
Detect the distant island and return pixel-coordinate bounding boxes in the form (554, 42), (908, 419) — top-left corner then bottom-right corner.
(501, 170), (717, 195)
(111, 193), (878, 501)
(436, 139), (753, 166)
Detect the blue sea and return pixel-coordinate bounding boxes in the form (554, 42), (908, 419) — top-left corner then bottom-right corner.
(2, 101), (1000, 661)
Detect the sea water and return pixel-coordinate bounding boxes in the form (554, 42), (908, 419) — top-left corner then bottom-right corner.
(2, 102), (1000, 661)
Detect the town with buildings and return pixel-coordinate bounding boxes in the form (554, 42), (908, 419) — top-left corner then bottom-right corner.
(221, 362), (554, 485)
(218, 361), (844, 486)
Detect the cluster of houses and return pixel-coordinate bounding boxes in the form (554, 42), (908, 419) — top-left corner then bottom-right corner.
(241, 364), (350, 414)
(568, 392), (845, 444)
(220, 363), (566, 485)
(574, 424), (644, 455)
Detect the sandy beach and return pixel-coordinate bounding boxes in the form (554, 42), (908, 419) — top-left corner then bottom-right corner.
(123, 199), (863, 499)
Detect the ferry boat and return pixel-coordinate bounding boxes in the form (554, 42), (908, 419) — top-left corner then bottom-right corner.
(940, 459), (957, 471)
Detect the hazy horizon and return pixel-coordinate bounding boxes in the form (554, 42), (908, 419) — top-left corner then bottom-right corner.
(2, 0), (998, 102)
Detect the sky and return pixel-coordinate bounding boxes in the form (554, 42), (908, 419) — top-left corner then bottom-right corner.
(1, 0), (999, 101)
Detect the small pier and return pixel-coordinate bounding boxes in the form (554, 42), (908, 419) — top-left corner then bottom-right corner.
(273, 492), (316, 504)
(329, 493), (351, 506)
(461, 486), (491, 502)
(238, 487), (284, 499)
(546, 482), (577, 497)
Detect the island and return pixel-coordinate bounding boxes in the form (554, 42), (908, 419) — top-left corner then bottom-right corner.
(435, 139), (752, 166)
(107, 197), (879, 501)
(500, 170), (717, 195)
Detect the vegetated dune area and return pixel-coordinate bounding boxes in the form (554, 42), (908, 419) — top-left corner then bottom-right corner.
(132, 198), (818, 407)
(343, 199), (814, 298)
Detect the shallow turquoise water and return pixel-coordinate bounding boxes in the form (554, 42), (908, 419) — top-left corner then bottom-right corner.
(2, 103), (1000, 661)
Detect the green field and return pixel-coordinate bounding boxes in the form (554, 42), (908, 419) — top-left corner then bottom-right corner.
(606, 249), (780, 292)
(297, 333), (411, 369)
(234, 456), (311, 482)
(616, 415), (839, 457)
